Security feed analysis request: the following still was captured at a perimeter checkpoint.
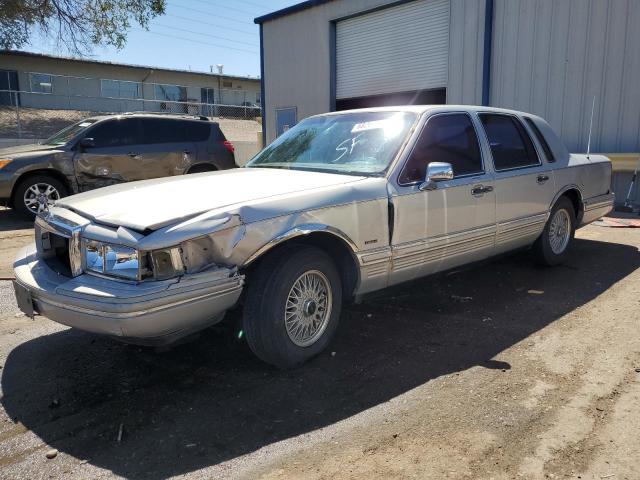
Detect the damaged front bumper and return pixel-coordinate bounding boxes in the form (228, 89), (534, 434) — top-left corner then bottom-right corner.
(13, 243), (244, 345)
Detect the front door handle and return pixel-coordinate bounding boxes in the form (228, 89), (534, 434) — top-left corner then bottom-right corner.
(537, 174), (550, 184)
(471, 185), (493, 196)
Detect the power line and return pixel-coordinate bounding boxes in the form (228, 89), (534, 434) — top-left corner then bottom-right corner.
(236, 0), (276, 10)
(136, 30), (259, 54)
(154, 23), (257, 47)
(165, 13), (257, 36)
(169, 4), (254, 25)
(188, 0), (257, 16)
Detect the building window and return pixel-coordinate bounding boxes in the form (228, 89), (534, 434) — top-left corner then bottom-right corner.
(30, 73), (53, 94)
(256, 92), (261, 105)
(222, 80), (232, 88)
(154, 84), (187, 102)
(201, 87), (215, 104)
(100, 79), (142, 99)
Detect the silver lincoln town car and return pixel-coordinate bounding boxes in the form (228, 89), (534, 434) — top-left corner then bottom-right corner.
(13, 106), (614, 368)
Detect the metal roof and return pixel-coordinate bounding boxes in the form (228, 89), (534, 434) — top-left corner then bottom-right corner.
(254, 0), (335, 24)
(0, 50), (260, 82)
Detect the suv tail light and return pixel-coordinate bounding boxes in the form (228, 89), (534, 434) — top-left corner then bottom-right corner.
(221, 140), (234, 154)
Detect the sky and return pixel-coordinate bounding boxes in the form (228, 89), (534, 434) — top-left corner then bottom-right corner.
(22, 0), (301, 78)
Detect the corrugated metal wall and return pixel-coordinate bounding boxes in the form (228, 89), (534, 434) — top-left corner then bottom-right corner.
(446, 0), (485, 105)
(490, 0), (640, 153)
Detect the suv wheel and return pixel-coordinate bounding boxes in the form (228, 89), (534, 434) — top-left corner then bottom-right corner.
(243, 245), (342, 369)
(13, 175), (68, 218)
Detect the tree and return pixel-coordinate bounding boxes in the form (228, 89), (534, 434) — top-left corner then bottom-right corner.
(0, 0), (166, 53)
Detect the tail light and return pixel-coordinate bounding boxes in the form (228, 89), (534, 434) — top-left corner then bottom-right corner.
(222, 140), (234, 154)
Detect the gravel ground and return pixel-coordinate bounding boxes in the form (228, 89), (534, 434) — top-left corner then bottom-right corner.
(0, 107), (261, 142)
(0, 225), (639, 479)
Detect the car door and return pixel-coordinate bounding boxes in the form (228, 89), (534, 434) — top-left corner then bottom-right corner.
(73, 117), (142, 191)
(136, 118), (196, 179)
(476, 113), (556, 254)
(389, 112), (497, 285)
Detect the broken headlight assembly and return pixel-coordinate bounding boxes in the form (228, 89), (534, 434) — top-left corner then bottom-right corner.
(83, 239), (185, 281)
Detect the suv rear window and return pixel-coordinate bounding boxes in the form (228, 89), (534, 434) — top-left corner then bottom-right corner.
(140, 118), (187, 144)
(524, 117), (555, 162)
(185, 121), (211, 142)
(478, 114), (539, 171)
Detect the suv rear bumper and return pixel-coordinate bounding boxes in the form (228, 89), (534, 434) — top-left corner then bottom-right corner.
(13, 243), (244, 344)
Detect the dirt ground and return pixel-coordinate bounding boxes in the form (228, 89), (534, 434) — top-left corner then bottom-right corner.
(0, 221), (639, 479)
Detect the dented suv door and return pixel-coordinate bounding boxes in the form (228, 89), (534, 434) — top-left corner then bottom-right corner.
(74, 117), (143, 191)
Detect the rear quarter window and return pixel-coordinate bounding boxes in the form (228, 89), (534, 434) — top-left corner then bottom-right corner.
(524, 117), (555, 162)
(185, 121), (212, 142)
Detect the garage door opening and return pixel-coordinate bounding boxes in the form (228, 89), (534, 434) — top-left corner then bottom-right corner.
(336, 88), (446, 111)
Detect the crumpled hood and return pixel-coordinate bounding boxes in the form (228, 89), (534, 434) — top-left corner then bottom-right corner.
(0, 143), (62, 158)
(56, 168), (367, 231)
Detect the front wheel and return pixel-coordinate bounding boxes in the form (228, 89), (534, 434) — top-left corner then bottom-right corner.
(243, 246), (342, 369)
(12, 175), (68, 218)
(533, 196), (576, 266)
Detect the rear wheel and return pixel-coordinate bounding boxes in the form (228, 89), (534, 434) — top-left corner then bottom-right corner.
(533, 196), (576, 266)
(12, 175), (68, 218)
(243, 245), (342, 369)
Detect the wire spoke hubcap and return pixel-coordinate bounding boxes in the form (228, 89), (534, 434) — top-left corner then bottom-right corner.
(23, 182), (60, 214)
(548, 208), (571, 254)
(285, 270), (332, 347)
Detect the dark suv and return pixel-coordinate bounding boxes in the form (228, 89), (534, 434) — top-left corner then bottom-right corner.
(0, 113), (236, 217)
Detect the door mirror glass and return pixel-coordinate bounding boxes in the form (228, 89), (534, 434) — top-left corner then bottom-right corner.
(79, 137), (95, 148)
(419, 162), (453, 191)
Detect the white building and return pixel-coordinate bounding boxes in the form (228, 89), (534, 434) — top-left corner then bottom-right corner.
(255, 0), (640, 158)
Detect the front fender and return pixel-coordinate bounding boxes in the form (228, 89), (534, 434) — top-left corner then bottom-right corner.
(242, 223), (359, 267)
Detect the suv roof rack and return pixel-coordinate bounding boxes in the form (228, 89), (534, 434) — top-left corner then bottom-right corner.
(119, 111), (210, 121)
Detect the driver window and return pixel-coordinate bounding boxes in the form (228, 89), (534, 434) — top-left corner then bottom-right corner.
(400, 113), (483, 184)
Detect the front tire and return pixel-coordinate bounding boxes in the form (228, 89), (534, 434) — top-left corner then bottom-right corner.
(12, 175), (68, 218)
(243, 245), (342, 369)
(533, 196), (576, 266)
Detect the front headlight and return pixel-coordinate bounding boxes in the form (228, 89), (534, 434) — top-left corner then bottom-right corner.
(84, 239), (183, 281)
(84, 239), (143, 280)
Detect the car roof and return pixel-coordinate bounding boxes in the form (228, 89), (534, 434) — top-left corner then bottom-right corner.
(86, 113), (216, 123)
(316, 105), (538, 117)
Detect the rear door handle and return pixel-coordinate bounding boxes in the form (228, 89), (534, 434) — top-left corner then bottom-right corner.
(128, 152), (140, 158)
(183, 150), (191, 155)
(537, 174), (550, 184)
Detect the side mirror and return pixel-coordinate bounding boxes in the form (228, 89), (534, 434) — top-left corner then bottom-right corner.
(79, 137), (95, 149)
(419, 162), (454, 191)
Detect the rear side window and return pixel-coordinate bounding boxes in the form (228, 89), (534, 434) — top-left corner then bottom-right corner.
(524, 117), (555, 162)
(185, 121), (211, 142)
(140, 118), (187, 144)
(88, 118), (139, 148)
(400, 113), (483, 183)
(479, 114), (539, 171)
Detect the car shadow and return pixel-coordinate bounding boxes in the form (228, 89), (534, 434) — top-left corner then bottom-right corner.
(0, 207), (33, 232)
(2, 237), (639, 479)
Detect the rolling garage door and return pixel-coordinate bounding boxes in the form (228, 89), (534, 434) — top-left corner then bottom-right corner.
(336, 0), (449, 100)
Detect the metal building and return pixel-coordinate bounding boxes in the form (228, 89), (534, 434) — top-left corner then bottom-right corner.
(255, 0), (640, 158)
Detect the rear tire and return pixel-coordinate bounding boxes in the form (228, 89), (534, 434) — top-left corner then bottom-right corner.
(12, 174), (68, 218)
(533, 196), (576, 266)
(243, 245), (342, 369)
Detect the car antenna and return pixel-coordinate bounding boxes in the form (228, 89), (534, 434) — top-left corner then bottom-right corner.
(586, 96), (596, 160)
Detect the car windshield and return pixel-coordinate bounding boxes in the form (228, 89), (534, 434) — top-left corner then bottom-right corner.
(246, 111), (418, 175)
(44, 119), (98, 146)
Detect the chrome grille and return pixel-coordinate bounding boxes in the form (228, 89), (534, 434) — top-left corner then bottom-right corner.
(35, 212), (83, 277)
